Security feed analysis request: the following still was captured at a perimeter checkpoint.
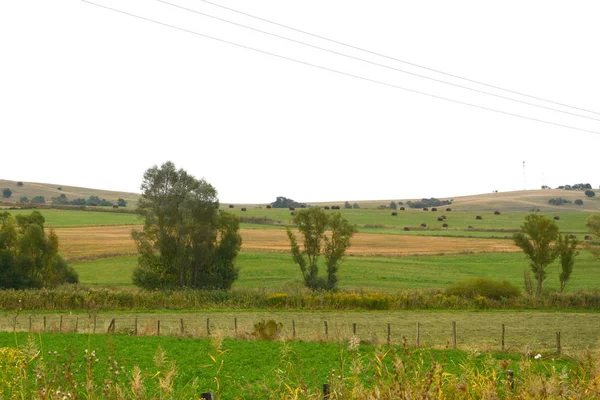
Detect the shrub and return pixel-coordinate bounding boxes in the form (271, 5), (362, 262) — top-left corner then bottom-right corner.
(252, 319), (283, 340)
(585, 190), (595, 198)
(16, 181), (24, 187)
(574, 199), (584, 205)
(548, 198), (571, 206)
(31, 196), (45, 204)
(2, 188), (12, 198)
(446, 278), (521, 300)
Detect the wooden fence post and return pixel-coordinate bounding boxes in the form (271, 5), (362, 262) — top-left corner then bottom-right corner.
(157, 320), (161, 336)
(107, 319), (115, 333)
(180, 318), (184, 335)
(75, 317), (79, 333)
(29, 315), (32, 332)
(134, 317), (138, 336)
(387, 323), (391, 346)
(501, 324), (505, 351)
(44, 316), (47, 332)
(324, 321), (328, 339)
(323, 383), (330, 399)
(416, 322), (420, 347)
(93, 314), (97, 333)
(292, 320), (296, 339)
(234, 317), (237, 335)
(556, 332), (561, 355)
(353, 323), (356, 335)
(452, 321), (457, 349)
(207, 318), (211, 336)
(60, 315), (63, 333)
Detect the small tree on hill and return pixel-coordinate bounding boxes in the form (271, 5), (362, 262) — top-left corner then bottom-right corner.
(31, 196), (45, 204)
(352, 202), (360, 209)
(286, 208), (356, 291)
(390, 201), (397, 210)
(117, 198), (127, 207)
(587, 215), (600, 259)
(585, 190), (595, 198)
(19, 196), (29, 204)
(574, 199), (584, 206)
(344, 201), (352, 209)
(556, 234), (579, 293)
(513, 214), (559, 296)
(2, 188), (12, 198)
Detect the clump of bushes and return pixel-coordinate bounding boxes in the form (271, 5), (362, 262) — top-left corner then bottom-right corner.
(252, 319), (283, 340)
(446, 278), (521, 300)
(548, 198), (571, 206)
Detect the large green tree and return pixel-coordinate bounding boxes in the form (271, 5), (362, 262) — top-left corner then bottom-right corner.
(0, 211), (78, 289)
(513, 214), (559, 296)
(286, 207), (356, 291)
(131, 162), (242, 290)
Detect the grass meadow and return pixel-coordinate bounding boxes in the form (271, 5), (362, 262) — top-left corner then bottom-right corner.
(72, 251), (600, 292)
(4, 208), (141, 227)
(1, 331), (587, 399)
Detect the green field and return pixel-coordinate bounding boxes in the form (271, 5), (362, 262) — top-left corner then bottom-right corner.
(72, 251), (600, 292)
(5, 208), (141, 227)
(1, 331), (579, 398)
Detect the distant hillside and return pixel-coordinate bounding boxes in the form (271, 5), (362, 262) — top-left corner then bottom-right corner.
(0, 179), (140, 207)
(309, 189), (600, 212)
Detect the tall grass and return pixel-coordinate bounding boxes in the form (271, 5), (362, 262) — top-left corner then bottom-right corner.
(1, 286), (600, 311)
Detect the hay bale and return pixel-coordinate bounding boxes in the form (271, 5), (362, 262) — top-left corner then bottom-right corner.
(324, 206), (330, 210)
(420, 223), (427, 228)
(423, 207), (429, 211)
(441, 215), (447, 220)
(468, 225), (473, 229)
(391, 212), (398, 216)
(229, 205), (234, 208)
(554, 216), (560, 220)
(241, 207), (247, 211)
(266, 205), (272, 209)
(476, 215), (483, 220)
(431, 207), (438, 212)
(569, 234), (576, 239)
(494, 210), (501, 215)
(290, 211), (296, 216)
(442, 223), (448, 228)
(437, 217), (444, 221)
(289, 207), (295, 211)
(446, 208), (452, 211)
(399, 207), (405, 211)
(403, 227), (410, 231)
(585, 235), (592, 240)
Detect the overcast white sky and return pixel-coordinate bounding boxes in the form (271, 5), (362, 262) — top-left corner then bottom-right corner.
(1, 1), (599, 203)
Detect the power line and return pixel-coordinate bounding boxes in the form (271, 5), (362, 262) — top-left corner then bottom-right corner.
(195, 0), (600, 117)
(157, 0), (600, 123)
(81, 0), (600, 136)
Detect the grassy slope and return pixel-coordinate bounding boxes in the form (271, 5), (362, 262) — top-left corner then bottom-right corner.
(72, 251), (600, 292)
(0, 179), (140, 206)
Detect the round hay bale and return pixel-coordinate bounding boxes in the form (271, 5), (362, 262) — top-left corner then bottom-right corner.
(585, 235), (592, 240)
(228, 205), (234, 208)
(420, 223), (427, 228)
(437, 217), (444, 221)
(554, 216), (560, 220)
(446, 208), (452, 212)
(391, 212), (398, 216)
(441, 215), (447, 220)
(569, 234), (576, 239)
(494, 210), (501, 215)
(431, 207), (438, 212)
(403, 227), (410, 231)
(399, 207), (405, 211)
(423, 207), (429, 211)
(290, 211), (296, 216)
(468, 225), (473, 229)
(442, 223), (448, 228)
(476, 215), (483, 220)
(241, 207), (247, 211)
(324, 206), (330, 210)
(266, 205), (272, 209)
(289, 207), (295, 211)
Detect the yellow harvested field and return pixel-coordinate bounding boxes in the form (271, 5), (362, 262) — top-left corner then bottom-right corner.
(55, 225), (519, 260)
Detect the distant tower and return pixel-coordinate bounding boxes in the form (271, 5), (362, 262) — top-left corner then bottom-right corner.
(522, 161), (526, 190)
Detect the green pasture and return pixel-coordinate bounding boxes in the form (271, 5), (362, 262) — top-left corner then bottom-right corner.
(0, 331), (576, 398)
(229, 207), (597, 234)
(4, 209), (141, 227)
(72, 251), (600, 292)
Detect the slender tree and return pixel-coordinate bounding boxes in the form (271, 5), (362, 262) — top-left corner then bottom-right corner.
(586, 215), (600, 259)
(556, 234), (579, 292)
(286, 207), (356, 291)
(513, 214), (559, 296)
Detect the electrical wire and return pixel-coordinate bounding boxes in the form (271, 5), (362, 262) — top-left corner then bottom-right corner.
(80, 0), (600, 136)
(194, 0), (600, 117)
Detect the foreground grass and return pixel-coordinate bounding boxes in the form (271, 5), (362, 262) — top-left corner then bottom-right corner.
(72, 251), (600, 292)
(0, 332), (591, 399)
(1, 311), (599, 354)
